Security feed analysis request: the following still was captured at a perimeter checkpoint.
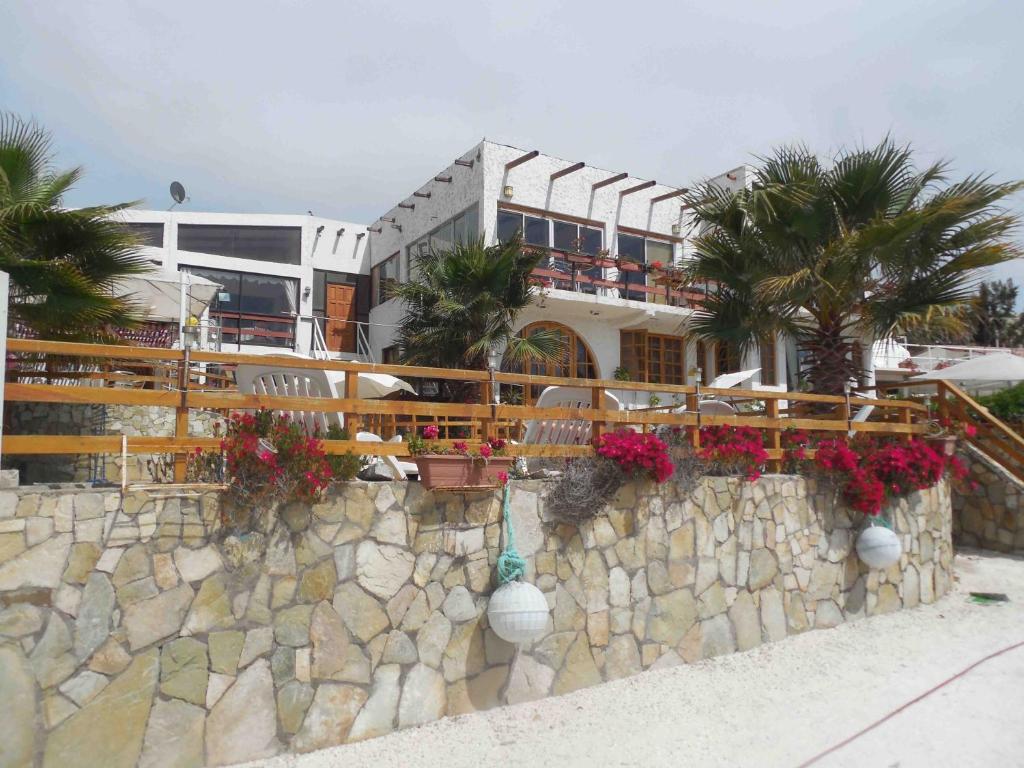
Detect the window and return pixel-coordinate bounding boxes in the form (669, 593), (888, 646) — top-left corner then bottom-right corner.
(407, 206), (479, 282)
(619, 331), (686, 385)
(715, 341), (741, 376)
(497, 208), (604, 293)
(382, 345), (400, 364)
(509, 321), (597, 404)
(760, 337), (777, 386)
(122, 222), (164, 248)
(177, 224), (301, 265)
(616, 233), (675, 303)
(182, 266), (298, 349)
(371, 253), (400, 307)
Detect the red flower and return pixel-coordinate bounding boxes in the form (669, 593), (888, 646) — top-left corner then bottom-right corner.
(423, 425), (440, 440)
(479, 443), (493, 459)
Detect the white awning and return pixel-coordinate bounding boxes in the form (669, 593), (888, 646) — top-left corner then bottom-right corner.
(115, 269), (221, 323)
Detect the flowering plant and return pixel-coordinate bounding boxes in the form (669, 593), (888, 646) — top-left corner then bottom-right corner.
(814, 437), (970, 515)
(697, 425), (769, 480)
(407, 425), (508, 465)
(781, 428), (812, 473)
(196, 410), (332, 534)
(596, 430), (674, 483)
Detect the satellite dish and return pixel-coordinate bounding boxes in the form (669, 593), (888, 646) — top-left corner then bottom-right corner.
(170, 181), (187, 204)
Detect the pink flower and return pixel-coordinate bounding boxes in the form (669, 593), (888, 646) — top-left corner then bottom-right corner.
(423, 425), (440, 440)
(453, 441), (468, 454)
(964, 424), (977, 438)
(497, 471), (509, 486)
(479, 443), (493, 459)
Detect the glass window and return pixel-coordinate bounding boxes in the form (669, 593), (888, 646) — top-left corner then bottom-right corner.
(619, 331), (686, 385)
(617, 234), (647, 302)
(716, 341), (741, 376)
(552, 221), (577, 251)
(122, 222), (164, 248)
(497, 211), (523, 243)
(524, 216), (548, 247)
(580, 226), (602, 256)
(182, 266), (297, 348)
(508, 322), (596, 404)
(760, 337), (777, 386)
(177, 224), (301, 265)
(371, 253), (400, 307)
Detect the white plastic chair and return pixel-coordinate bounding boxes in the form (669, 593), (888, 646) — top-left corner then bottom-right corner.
(235, 363), (413, 480)
(523, 386), (624, 445)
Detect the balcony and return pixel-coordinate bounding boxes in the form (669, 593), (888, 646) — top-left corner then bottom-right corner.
(525, 248), (708, 309)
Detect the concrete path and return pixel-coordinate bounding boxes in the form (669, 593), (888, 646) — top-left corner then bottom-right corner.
(244, 550), (1024, 768)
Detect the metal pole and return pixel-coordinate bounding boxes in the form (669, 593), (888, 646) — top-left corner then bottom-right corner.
(0, 272), (8, 465)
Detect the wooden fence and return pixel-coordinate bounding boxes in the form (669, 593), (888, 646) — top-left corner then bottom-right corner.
(3, 338), (929, 482)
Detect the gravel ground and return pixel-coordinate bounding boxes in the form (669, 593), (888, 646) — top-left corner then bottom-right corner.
(244, 550), (1024, 768)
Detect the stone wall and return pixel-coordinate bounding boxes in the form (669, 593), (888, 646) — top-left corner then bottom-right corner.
(0, 475), (953, 767)
(4, 403), (226, 484)
(952, 446), (1024, 553)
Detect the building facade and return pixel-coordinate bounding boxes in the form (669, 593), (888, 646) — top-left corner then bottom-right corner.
(364, 140), (789, 402)
(119, 209), (370, 357)
(124, 141), (792, 398)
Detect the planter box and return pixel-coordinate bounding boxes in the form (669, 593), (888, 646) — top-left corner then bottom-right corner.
(414, 455), (515, 491)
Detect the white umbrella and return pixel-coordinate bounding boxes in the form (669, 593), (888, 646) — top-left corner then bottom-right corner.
(910, 353), (1024, 382)
(707, 368), (761, 389)
(350, 372), (416, 398)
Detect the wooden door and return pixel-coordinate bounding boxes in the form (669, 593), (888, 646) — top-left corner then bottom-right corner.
(326, 283), (357, 353)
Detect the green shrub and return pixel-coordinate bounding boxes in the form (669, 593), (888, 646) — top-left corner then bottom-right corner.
(325, 424), (366, 481)
(978, 383), (1024, 423)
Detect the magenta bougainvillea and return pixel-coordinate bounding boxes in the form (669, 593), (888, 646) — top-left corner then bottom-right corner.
(596, 430), (674, 483)
(813, 437), (969, 515)
(697, 425), (770, 480)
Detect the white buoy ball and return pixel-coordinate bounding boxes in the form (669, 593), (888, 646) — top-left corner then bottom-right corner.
(487, 581), (550, 644)
(856, 523), (902, 569)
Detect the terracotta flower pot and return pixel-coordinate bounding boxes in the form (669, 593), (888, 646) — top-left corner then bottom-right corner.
(414, 455), (515, 491)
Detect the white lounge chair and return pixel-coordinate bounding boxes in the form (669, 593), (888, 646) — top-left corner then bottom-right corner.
(523, 386), (624, 445)
(235, 363), (417, 480)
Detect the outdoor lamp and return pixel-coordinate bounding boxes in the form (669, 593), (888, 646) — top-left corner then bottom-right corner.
(502, 185), (514, 198)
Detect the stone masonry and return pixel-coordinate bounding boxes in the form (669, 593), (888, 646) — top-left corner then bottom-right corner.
(4, 403), (225, 484)
(952, 446), (1024, 554)
(0, 475), (952, 767)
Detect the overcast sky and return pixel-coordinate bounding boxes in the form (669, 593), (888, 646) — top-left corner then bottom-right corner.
(3, 0), (1022, 284)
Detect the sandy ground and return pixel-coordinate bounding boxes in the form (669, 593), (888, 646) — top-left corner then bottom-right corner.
(245, 550), (1024, 768)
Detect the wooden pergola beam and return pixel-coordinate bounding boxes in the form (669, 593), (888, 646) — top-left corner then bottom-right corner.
(650, 187), (688, 204)
(550, 161), (585, 181)
(413, 191), (431, 198)
(505, 150), (539, 171)
(592, 172), (628, 191)
(398, 202), (415, 210)
(434, 175), (452, 183)
(620, 180), (657, 197)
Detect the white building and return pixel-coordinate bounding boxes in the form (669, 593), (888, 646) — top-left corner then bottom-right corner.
(123, 141), (792, 399)
(118, 210), (371, 358)
(364, 140), (788, 402)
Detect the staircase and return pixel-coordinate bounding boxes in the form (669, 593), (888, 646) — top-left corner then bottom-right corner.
(936, 380), (1024, 482)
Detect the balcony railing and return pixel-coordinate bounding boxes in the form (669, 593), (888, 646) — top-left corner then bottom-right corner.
(525, 248), (707, 309)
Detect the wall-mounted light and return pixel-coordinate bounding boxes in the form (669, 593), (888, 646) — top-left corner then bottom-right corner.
(671, 223), (682, 235)
(315, 225), (325, 235)
(303, 286), (312, 301)
(502, 185), (514, 198)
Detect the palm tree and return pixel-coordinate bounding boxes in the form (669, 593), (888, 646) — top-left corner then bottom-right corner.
(0, 113), (149, 339)
(682, 140), (1023, 394)
(391, 234), (564, 399)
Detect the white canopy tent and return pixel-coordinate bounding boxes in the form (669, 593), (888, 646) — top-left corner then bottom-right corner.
(115, 268), (221, 324)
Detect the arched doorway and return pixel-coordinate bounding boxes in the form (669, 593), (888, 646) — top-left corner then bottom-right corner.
(506, 321), (598, 404)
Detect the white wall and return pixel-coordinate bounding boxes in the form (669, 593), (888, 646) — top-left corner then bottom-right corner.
(121, 209), (367, 355)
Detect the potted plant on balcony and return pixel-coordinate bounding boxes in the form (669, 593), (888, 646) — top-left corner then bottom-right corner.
(408, 425), (514, 490)
(616, 258), (642, 273)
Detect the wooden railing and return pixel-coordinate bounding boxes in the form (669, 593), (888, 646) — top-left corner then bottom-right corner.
(934, 381), (1024, 482)
(2, 338), (928, 482)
